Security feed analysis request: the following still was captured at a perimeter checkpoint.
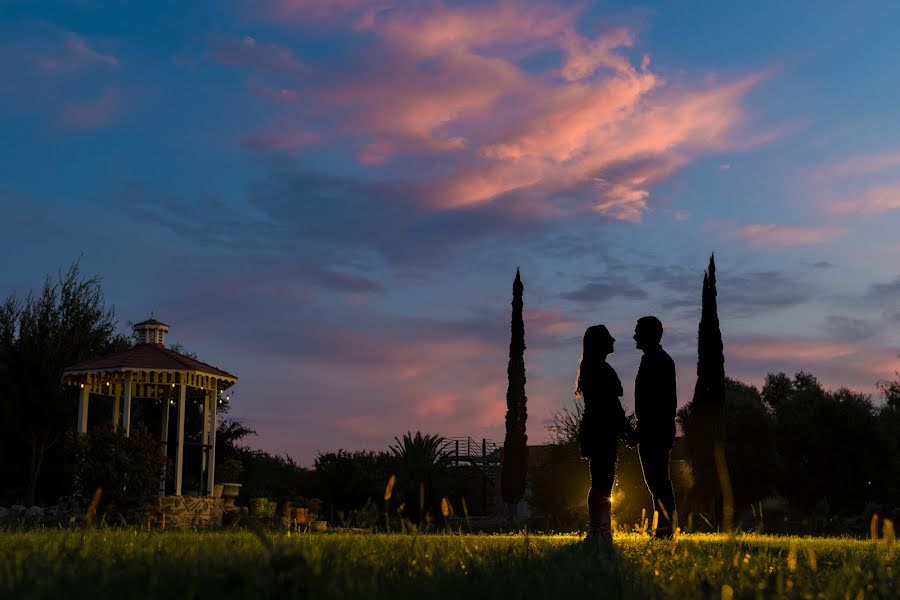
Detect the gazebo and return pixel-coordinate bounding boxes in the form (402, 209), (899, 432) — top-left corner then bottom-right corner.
(62, 317), (237, 497)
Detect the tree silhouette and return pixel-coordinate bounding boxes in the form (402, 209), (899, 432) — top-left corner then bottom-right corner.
(501, 268), (528, 512)
(689, 253), (726, 520)
(0, 262), (131, 505)
(679, 378), (776, 521)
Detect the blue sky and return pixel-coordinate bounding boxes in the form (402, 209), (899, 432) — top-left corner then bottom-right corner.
(2, 0), (899, 463)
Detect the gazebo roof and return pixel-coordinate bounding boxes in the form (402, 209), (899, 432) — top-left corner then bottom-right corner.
(63, 343), (237, 383)
(134, 317), (170, 328)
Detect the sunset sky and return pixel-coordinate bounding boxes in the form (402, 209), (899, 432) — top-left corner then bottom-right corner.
(3, 1), (900, 464)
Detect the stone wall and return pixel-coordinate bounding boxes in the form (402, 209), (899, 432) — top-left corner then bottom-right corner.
(156, 496), (225, 529)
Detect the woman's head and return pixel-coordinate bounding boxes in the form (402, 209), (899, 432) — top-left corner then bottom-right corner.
(582, 324), (615, 359)
(575, 324), (615, 397)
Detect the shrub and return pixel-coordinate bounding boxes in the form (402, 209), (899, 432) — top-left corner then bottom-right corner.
(68, 425), (166, 520)
(216, 458), (244, 483)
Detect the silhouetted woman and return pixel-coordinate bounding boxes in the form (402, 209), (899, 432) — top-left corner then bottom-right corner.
(575, 324), (636, 544)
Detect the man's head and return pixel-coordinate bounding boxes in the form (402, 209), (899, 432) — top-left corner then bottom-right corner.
(633, 316), (663, 351)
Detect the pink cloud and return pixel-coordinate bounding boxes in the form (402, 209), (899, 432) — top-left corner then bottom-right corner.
(64, 33), (119, 69)
(526, 306), (582, 337)
(813, 151), (900, 182)
(239, 307), (576, 447)
(726, 334), (899, 400)
(36, 32), (119, 73)
(241, 129), (320, 150)
(262, 0), (380, 23)
(256, 87), (302, 103)
(737, 223), (843, 246)
(211, 35), (305, 75)
(731, 337), (858, 362)
(287, 336), (509, 442)
(415, 390), (458, 418)
(830, 184), (900, 216)
(808, 151), (900, 218)
(55, 85), (122, 130)
(232, 1), (768, 220)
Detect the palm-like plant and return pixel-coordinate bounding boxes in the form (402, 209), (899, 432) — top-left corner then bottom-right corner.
(389, 431), (447, 470)
(389, 431), (448, 523)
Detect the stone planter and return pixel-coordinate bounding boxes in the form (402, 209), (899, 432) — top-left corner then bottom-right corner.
(213, 484), (224, 499)
(157, 497), (225, 528)
(220, 483), (242, 510)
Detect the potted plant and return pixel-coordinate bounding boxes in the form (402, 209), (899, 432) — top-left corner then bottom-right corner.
(292, 497), (309, 526)
(248, 497), (269, 517)
(216, 459), (244, 510)
(305, 498), (323, 521)
(294, 497), (323, 528)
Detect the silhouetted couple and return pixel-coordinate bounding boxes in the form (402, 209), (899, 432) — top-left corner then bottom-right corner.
(576, 316), (677, 545)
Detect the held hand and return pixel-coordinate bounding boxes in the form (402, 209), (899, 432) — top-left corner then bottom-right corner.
(623, 428), (640, 448)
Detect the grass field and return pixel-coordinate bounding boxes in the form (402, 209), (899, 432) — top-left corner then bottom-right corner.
(0, 530), (897, 599)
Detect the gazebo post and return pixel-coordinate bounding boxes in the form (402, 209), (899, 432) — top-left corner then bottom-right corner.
(112, 383), (121, 431)
(201, 388), (210, 493)
(206, 383), (218, 496)
(160, 394), (170, 496)
(123, 374), (132, 437)
(76, 385), (90, 434)
(174, 381), (187, 496)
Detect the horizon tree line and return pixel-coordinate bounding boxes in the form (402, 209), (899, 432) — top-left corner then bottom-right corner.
(1, 259), (898, 527)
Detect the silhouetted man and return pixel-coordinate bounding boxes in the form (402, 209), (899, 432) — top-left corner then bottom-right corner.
(633, 315), (677, 538)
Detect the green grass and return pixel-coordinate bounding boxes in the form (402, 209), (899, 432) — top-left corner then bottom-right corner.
(0, 530), (897, 599)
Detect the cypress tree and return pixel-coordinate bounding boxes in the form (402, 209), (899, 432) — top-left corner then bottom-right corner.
(691, 253), (726, 519)
(501, 268), (528, 512)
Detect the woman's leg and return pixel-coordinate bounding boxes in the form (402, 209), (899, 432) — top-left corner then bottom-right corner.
(587, 438), (618, 539)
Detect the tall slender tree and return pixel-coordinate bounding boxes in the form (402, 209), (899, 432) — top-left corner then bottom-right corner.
(501, 268), (528, 512)
(690, 253), (726, 520)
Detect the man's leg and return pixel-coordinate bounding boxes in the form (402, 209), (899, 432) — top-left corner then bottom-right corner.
(638, 442), (676, 537)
